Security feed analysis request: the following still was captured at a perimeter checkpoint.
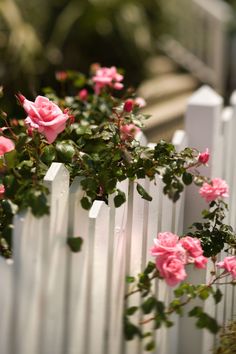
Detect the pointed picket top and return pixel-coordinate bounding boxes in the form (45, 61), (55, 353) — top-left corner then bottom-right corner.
(188, 85), (222, 106)
(89, 200), (105, 219)
(230, 91), (236, 105)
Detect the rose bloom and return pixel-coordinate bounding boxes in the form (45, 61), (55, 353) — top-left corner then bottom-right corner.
(217, 256), (236, 279)
(194, 255), (208, 269)
(19, 94), (69, 144)
(151, 232), (187, 262)
(0, 136), (15, 156)
(78, 89), (88, 101)
(199, 178), (229, 203)
(180, 236), (203, 258)
(156, 255), (187, 286)
(198, 148), (210, 164)
(120, 124), (141, 141)
(92, 66), (124, 94)
(0, 184), (5, 198)
(134, 97), (146, 108)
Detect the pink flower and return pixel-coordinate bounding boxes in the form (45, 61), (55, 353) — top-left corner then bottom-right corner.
(92, 66), (124, 94)
(156, 255), (187, 286)
(55, 71), (68, 81)
(194, 255), (208, 269)
(0, 184), (5, 198)
(180, 236), (203, 258)
(0, 136), (15, 156)
(19, 95), (69, 144)
(199, 178), (229, 203)
(78, 89), (88, 101)
(123, 99), (134, 113)
(134, 97), (146, 108)
(198, 148), (210, 164)
(151, 232), (187, 262)
(120, 124), (141, 141)
(217, 256), (236, 279)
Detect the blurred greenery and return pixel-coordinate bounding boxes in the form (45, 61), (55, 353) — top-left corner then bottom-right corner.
(0, 0), (166, 113)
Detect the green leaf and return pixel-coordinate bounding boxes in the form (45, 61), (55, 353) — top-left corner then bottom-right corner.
(136, 183), (152, 201)
(144, 261), (156, 275)
(27, 190), (49, 217)
(145, 340), (155, 351)
(188, 306), (203, 317)
(182, 172), (193, 185)
(213, 288), (223, 304)
(67, 237), (83, 253)
(196, 313), (220, 334)
(126, 307), (138, 316)
(114, 190), (126, 207)
(41, 145), (56, 164)
(80, 197), (92, 210)
(141, 297), (157, 314)
(124, 319), (141, 340)
(126, 276), (135, 283)
(56, 141), (75, 162)
(4, 150), (18, 168)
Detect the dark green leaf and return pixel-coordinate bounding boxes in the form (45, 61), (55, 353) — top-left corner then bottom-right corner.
(80, 197), (92, 210)
(136, 183), (152, 201)
(182, 172), (193, 185)
(213, 288), (223, 304)
(126, 307), (138, 316)
(141, 297), (157, 314)
(4, 150), (18, 168)
(145, 340), (155, 351)
(67, 237), (83, 253)
(114, 190), (126, 207)
(56, 141), (75, 162)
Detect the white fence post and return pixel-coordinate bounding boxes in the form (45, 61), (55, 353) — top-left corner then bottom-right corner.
(179, 86), (223, 354)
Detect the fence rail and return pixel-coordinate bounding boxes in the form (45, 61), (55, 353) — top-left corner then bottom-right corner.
(0, 86), (236, 354)
(160, 0), (233, 93)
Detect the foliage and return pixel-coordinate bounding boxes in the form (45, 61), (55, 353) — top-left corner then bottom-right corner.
(214, 321), (236, 354)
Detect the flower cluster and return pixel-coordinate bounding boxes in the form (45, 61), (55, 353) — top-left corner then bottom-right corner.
(151, 232), (207, 286)
(92, 66), (124, 94)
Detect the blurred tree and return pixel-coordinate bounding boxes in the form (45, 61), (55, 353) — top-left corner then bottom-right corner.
(0, 0), (165, 112)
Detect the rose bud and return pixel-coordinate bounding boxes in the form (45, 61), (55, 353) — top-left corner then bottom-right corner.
(198, 148), (210, 164)
(123, 99), (134, 113)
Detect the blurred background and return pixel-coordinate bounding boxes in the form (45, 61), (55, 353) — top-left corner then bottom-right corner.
(0, 0), (236, 140)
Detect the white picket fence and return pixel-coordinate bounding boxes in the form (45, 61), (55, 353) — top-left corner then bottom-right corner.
(0, 86), (236, 354)
(161, 0), (233, 93)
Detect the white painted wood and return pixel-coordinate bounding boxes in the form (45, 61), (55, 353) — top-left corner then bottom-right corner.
(12, 211), (46, 354)
(40, 162), (70, 354)
(86, 201), (110, 354)
(0, 257), (13, 354)
(66, 177), (90, 354)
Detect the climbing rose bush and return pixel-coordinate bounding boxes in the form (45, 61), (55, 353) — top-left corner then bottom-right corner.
(0, 64), (235, 351)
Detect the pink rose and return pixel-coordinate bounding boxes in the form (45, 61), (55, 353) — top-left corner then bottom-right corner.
(19, 94), (69, 144)
(198, 148), (210, 164)
(0, 184), (5, 198)
(156, 255), (187, 286)
(78, 89), (88, 101)
(151, 232), (187, 261)
(180, 236), (203, 258)
(194, 255), (208, 269)
(134, 97), (146, 108)
(199, 178), (229, 203)
(120, 124), (141, 141)
(0, 136), (15, 156)
(217, 256), (236, 278)
(92, 66), (124, 94)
